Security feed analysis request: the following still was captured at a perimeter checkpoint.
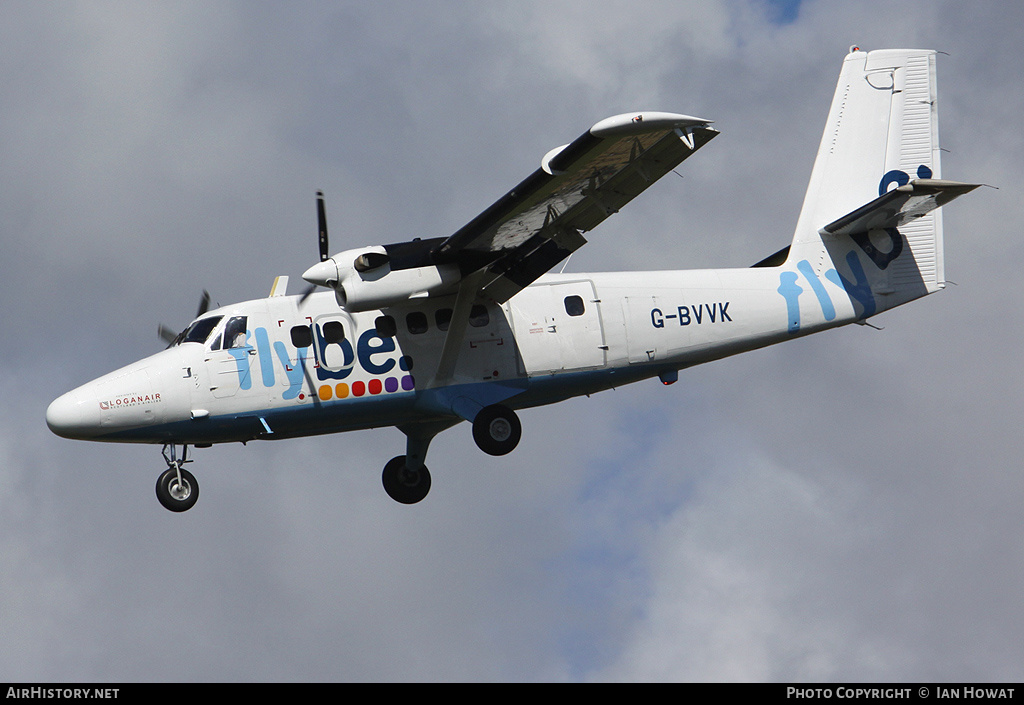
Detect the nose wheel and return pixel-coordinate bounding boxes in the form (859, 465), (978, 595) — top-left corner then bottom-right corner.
(157, 443), (199, 512)
(382, 456), (431, 504)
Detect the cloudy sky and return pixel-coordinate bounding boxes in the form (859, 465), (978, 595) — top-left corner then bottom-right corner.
(2, 0), (1022, 682)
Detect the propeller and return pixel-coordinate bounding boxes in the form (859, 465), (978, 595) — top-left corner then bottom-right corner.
(300, 191), (331, 304)
(317, 190), (329, 262)
(158, 290), (212, 346)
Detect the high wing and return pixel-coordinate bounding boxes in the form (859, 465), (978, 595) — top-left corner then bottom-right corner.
(302, 112), (718, 311)
(432, 112), (718, 303)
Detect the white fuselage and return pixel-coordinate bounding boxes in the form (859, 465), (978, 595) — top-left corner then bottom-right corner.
(46, 261), (861, 445)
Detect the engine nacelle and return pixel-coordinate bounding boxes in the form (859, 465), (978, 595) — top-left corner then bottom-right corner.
(302, 246), (462, 312)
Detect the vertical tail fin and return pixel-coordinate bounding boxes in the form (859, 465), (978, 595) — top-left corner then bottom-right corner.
(789, 48), (950, 314)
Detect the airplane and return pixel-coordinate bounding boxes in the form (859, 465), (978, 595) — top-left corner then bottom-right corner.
(46, 47), (979, 511)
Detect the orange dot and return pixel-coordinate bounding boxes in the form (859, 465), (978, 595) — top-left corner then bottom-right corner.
(318, 385), (333, 401)
(335, 383), (349, 399)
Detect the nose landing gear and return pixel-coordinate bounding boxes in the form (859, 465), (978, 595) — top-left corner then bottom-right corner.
(156, 443), (199, 512)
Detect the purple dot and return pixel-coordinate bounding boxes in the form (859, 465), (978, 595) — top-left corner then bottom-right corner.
(384, 377), (398, 393)
(401, 375), (415, 391)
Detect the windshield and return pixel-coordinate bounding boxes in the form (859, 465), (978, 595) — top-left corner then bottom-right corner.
(178, 316), (223, 345)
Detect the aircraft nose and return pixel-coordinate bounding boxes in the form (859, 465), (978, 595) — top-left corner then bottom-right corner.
(46, 388), (102, 440)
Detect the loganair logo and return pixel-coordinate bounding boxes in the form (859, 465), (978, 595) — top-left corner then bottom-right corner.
(777, 166), (931, 332)
(225, 324), (415, 402)
(99, 393), (162, 411)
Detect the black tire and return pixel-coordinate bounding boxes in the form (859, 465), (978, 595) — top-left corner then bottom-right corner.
(472, 405), (522, 456)
(155, 467), (199, 512)
(381, 456), (431, 504)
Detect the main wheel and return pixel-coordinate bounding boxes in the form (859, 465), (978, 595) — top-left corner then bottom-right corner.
(381, 456), (431, 504)
(156, 466), (199, 512)
(472, 404), (522, 456)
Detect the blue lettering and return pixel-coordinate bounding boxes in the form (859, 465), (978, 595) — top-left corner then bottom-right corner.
(357, 329), (396, 376)
(255, 328), (276, 388)
(797, 260), (836, 321)
(651, 303), (732, 328)
(226, 331), (253, 390)
(825, 251), (876, 319)
(879, 169), (910, 196)
(273, 342), (307, 400)
(778, 271), (803, 333)
(314, 324), (355, 381)
(719, 302), (732, 322)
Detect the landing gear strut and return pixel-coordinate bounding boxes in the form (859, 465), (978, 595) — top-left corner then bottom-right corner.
(156, 443), (199, 512)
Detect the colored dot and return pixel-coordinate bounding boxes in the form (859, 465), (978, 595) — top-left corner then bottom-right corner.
(335, 383), (349, 399)
(401, 375), (415, 391)
(399, 356), (413, 372)
(352, 381), (366, 397)
(384, 377), (398, 393)
(318, 385), (333, 401)
(368, 379), (382, 395)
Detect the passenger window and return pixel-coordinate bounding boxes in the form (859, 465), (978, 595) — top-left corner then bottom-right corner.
(291, 325), (313, 348)
(223, 316), (248, 349)
(435, 308), (452, 332)
(407, 311), (428, 335)
(375, 315), (397, 338)
(564, 295), (585, 317)
(321, 321), (345, 344)
(469, 304), (489, 328)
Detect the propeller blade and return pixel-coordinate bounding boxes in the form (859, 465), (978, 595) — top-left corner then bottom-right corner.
(196, 290), (211, 317)
(298, 283), (317, 305)
(316, 191), (329, 262)
(158, 324), (179, 345)
(159, 289), (212, 348)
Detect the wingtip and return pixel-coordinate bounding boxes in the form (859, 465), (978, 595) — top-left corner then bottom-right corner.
(590, 112), (713, 138)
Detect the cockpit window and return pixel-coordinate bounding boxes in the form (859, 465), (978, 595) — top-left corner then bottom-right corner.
(222, 316), (248, 349)
(180, 316), (223, 345)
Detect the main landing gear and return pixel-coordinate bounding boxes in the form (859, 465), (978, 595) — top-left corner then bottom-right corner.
(156, 443), (199, 512)
(150, 406), (525, 509)
(381, 405), (522, 505)
(472, 404), (522, 457)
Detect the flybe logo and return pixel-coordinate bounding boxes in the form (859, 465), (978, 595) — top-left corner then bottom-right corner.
(225, 324), (414, 401)
(777, 166), (931, 332)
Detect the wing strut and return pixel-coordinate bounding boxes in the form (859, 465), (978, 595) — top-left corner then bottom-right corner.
(426, 271), (486, 389)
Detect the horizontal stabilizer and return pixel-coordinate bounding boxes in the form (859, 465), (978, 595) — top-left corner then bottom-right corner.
(820, 179), (980, 237)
